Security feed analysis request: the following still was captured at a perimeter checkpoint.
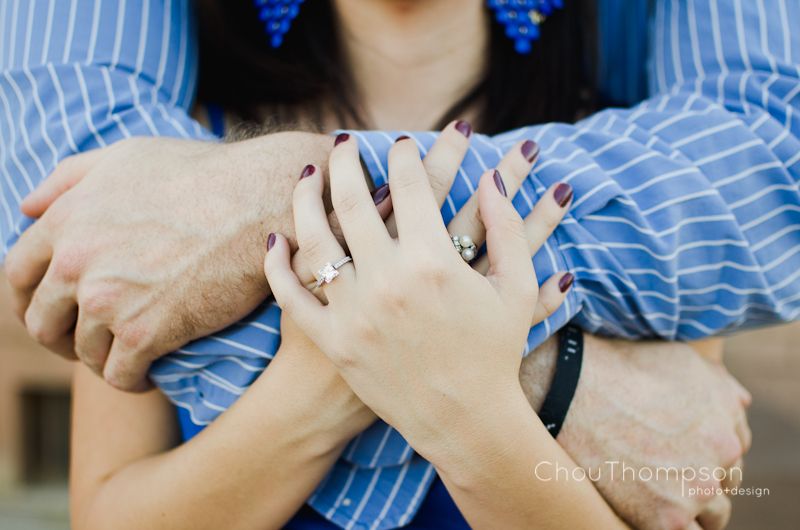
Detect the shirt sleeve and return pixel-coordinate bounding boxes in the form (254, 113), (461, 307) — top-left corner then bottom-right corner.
(350, 0), (800, 350)
(0, 0), (215, 259)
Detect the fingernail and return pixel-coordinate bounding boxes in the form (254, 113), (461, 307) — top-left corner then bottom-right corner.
(553, 183), (573, 208)
(267, 233), (276, 250)
(455, 120), (472, 138)
(300, 164), (316, 179)
(521, 140), (539, 162)
(493, 170), (507, 197)
(372, 183), (390, 205)
(334, 133), (350, 146)
(559, 272), (574, 293)
(395, 135), (410, 143)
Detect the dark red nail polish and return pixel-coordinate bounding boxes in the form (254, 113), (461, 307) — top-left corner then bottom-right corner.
(521, 140), (539, 162)
(553, 183), (573, 208)
(493, 170), (507, 197)
(559, 272), (574, 293)
(300, 164), (316, 179)
(267, 233), (277, 250)
(455, 120), (472, 138)
(334, 133), (350, 146)
(395, 135), (410, 143)
(372, 183), (390, 205)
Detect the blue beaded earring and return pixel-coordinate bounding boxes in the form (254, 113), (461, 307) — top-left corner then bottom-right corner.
(487, 0), (564, 54)
(254, 0), (563, 55)
(253, 0), (305, 48)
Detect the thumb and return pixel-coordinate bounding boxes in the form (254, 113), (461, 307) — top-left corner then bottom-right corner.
(21, 148), (107, 218)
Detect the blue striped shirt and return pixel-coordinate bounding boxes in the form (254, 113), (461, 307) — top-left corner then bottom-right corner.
(1, 1), (799, 529)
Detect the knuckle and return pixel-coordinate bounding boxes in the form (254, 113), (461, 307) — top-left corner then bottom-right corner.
(4, 251), (28, 288)
(657, 507), (694, 530)
(413, 260), (449, 287)
(516, 276), (538, 300)
(24, 312), (46, 343)
(423, 161), (455, 197)
(327, 213), (345, 243)
(463, 204), (484, 236)
(354, 318), (381, 344)
(78, 283), (118, 318)
(387, 167), (423, 193)
(333, 349), (358, 370)
(50, 246), (88, 283)
(374, 284), (410, 313)
(103, 365), (135, 391)
(24, 310), (58, 346)
(299, 233), (327, 263)
(714, 433), (744, 466)
(500, 215), (528, 242)
(53, 153), (80, 175)
(114, 321), (150, 352)
(333, 190), (363, 218)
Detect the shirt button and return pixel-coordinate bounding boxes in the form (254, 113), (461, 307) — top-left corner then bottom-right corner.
(342, 498), (352, 507)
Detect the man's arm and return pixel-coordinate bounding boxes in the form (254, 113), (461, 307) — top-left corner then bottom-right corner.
(0, 0), (215, 258)
(350, 0), (800, 351)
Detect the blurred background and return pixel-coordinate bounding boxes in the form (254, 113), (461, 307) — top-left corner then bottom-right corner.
(1, 269), (799, 530)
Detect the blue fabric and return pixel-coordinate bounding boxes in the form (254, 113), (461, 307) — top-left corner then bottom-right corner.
(176, 408), (470, 530)
(2, 1), (800, 529)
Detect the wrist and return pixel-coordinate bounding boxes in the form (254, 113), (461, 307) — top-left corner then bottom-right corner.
(519, 335), (559, 411)
(258, 341), (375, 454)
(425, 387), (538, 488)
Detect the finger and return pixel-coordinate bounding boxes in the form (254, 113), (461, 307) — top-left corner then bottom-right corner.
(388, 136), (449, 243)
(4, 221), (53, 292)
(292, 164), (353, 301)
(474, 181), (572, 275)
(9, 287), (31, 323)
(479, 170), (535, 299)
(696, 495), (731, 530)
(74, 310), (114, 377)
(447, 139), (540, 250)
(728, 375), (753, 409)
(24, 267), (78, 348)
(421, 120), (473, 205)
(722, 459), (744, 490)
(265, 233), (328, 339)
(531, 272), (574, 325)
(21, 149), (105, 217)
(292, 183), (392, 287)
(523, 181), (573, 254)
(329, 134), (391, 260)
(102, 338), (154, 393)
(735, 409), (753, 453)
(34, 334), (78, 361)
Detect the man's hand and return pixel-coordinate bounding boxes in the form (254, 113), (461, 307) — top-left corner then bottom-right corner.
(5, 133), (334, 390)
(521, 336), (752, 530)
(6, 122), (478, 391)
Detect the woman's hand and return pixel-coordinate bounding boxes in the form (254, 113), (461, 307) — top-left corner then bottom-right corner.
(265, 134), (571, 457)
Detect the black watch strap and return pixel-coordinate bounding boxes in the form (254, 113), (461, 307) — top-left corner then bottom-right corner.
(538, 325), (583, 438)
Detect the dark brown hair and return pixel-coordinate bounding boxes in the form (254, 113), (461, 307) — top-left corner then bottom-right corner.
(196, 0), (597, 135)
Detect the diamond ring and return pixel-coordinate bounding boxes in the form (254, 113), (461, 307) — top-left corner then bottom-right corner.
(314, 256), (353, 288)
(451, 235), (478, 263)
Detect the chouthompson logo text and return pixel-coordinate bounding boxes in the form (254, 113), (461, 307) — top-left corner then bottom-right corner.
(533, 461), (769, 498)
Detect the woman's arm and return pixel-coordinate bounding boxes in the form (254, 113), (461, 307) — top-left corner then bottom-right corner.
(429, 387), (626, 529)
(70, 322), (373, 530)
